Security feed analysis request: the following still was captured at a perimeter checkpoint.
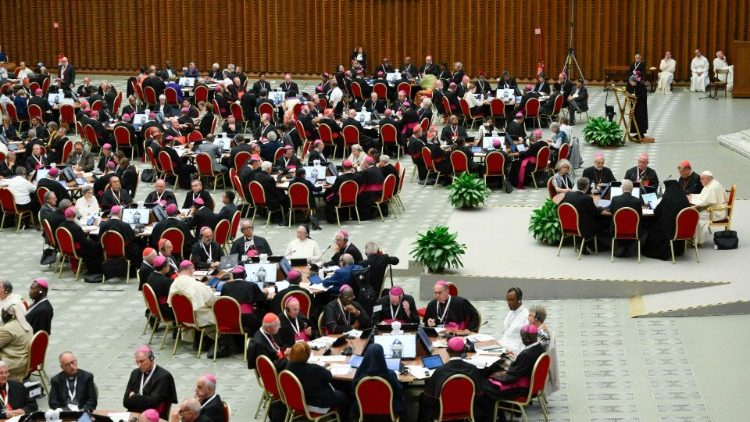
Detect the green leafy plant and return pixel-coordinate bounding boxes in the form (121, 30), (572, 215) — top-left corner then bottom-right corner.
(447, 173), (490, 209)
(582, 116), (625, 147)
(410, 225), (467, 273)
(528, 199), (562, 245)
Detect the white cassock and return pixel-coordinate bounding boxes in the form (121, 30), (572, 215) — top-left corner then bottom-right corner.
(168, 274), (217, 328)
(690, 56), (710, 92)
(689, 179), (728, 243)
(656, 59), (676, 94)
(713, 57), (734, 91)
(499, 305), (529, 355)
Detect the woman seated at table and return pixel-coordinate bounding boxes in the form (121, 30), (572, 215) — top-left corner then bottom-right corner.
(1, 117), (19, 141)
(547, 122), (568, 166)
(285, 225), (321, 262)
(75, 186), (99, 221)
(347, 144), (365, 170)
(352, 344), (405, 419)
(642, 180), (691, 260)
(551, 159), (575, 194)
(284, 342), (351, 420)
(463, 83), (491, 117)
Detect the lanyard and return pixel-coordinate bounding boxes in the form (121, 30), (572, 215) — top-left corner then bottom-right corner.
(193, 193), (200, 203)
(261, 331), (280, 352)
(67, 377), (78, 402)
(285, 313), (300, 334)
(244, 237), (254, 252)
(200, 394), (217, 409)
(201, 242), (212, 262)
(390, 303), (400, 321)
(112, 190), (121, 204)
(0, 384), (9, 409)
(337, 300), (350, 326)
(155, 191), (164, 202)
(437, 296), (451, 324)
(27, 297), (48, 313)
(505, 308), (524, 330)
(139, 364), (157, 394)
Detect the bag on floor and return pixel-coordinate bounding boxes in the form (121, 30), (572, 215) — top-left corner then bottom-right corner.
(40, 248), (57, 266)
(714, 230), (738, 250)
(140, 168), (156, 183)
(102, 257), (128, 279)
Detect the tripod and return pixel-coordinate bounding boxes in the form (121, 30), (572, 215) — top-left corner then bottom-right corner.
(560, 0), (587, 84)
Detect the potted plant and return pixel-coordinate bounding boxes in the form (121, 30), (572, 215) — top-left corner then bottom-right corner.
(410, 225), (467, 273)
(528, 199), (562, 245)
(582, 116), (625, 148)
(447, 173), (491, 209)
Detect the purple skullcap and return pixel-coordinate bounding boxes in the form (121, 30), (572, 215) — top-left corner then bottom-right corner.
(181, 107), (190, 114)
(166, 203), (178, 215)
(110, 205), (122, 215)
(135, 345), (152, 354)
(377, 71), (384, 76)
(515, 112), (523, 118)
(313, 139), (323, 146)
(102, 143), (112, 150)
(34, 278), (49, 289)
(339, 284), (351, 293)
(286, 269), (301, 281)
(48, 167), (59, 177)
(193, 197), (204, 206)
(214, 85), (222, 92)
(449, 82), (457, 89)
(521, 324), (539, 334)
(140, 410), (159, 422)
(231, 265), (245, 275)
(492, 139), (502, 148)
(250, 154), (261, 162)
(122, 113), (131, 121)
(338, 229), (349, 238)
(342, 159), (353, 168)
(435, 280), (448, 287)
(285, 296), (299, 307)
(90, 110), (99, 118)
(148, 112), (157, 119)
(448, 337), (465, 352)
(389, 286), (404, 296)
(166, 135), (174, 141)
(202, 373), (217, 384)
(153, 255), (166, 268)
(365, 156), (375, 164)
(533, 129), (543, 137)
(179, 260), (193, 269)
(64, 207), (76, 218)
(106, 161), (116, 169)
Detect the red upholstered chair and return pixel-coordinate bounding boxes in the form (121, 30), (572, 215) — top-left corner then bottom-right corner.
(41, 219), (58, 267)
(258, 103), (275, 122)
(541, 94), (564, 125)
(26, 330), (50, 394)
(288, 182), (312, 228)
(355, 376), (399, 421)
(557, 202), (597, 259)
(35, 187), (50, 213)
(318, 123), (338, 158)
(558, 142), (570, 162)
(41, 78), (51, 94)
(489, 98), (506, 128)
(170, 293), (211, 358)
(188, 130), (204, 143)
(317, 97), (328, 110)
(100, 230), (132, 283)
(196, 152), (224, 192)
(437, 374), (475, 421)
(143, 86), (158, 108)
(397, 82), (411, 99)
(158, 150), (180, 190)
(380, 123), (399, 159)
(459, 98), (483, 129)
(0, 187), (34, 232)
(392, 168), (407, 212)
(194, 85), (209, 104)
(373, 83), (388, 101)
(134, 83), (146, 106)
(294, 119), (308, 143)
(60, 104), (77, 131)
(229, 210), (241, 240)
(612, 207), (641, 262)
(373, 173), (397, 221)
(342, 125), (360, 159)
(708, 184), (736, 231)
(420, 117), (430, 133)
(300, 140), (313, 163)
(279, 290), (312, 318)
(254, 355), (283, 420)
(233, 150), (251, 170)
(493, 353), (551, 422)
(484, 151), (506, 186)
(278, 370), (340, 422)
(91, 100), (103, 113)
(211, 297), (248, 361)
(112, 91), (123, 115)
(449, 150), (469, 177)
(160, 228), (185, 260)
(273, 147), (285, 163)
(54, 226), (84, 279)
(671, 207), (700, 264)
(547, 178), (557, 199)
(165, 87), (179, 106)
(447, 282), (459, 297)
(523, 97), (541, 131)
(531, 146), (551, 189)
(335, 180), (360, 227)
(441, 96), (453, 121)
(222, 402), (230, 422)
(230, 103), (248, 132)
(212, 99), (222, 117)
(28, 82), (40, 93)
(84, 124), (100, 153)
(421, 147), (441, 187)
(229, 169), (253, 217)
(213, 219), (231, 254)
(249, 180), (285, 227)
(142, 284), (175, 348)
(28, 104), (44, 123)
(351, 81), (364, 101)
(75, 121), (84, 138)
(114, 125), (136, 161)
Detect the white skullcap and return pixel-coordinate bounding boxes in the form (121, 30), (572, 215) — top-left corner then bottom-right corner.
(701, 170), (713, 177)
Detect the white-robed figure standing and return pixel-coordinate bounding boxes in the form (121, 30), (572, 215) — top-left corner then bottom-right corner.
(689, 171), (728, 244)
(690, 49), (710, 92)
(656, 51), (676, 94)
(713, 50), (734, 91)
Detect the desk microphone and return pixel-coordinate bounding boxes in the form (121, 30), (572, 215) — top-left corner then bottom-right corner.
(320, 244), (332, 259)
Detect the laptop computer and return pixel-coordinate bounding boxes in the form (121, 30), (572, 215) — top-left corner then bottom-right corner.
(376, 323), (420, 333)
(373, 334), (417, 359)
(289, 258), (308, 267)
(218, 254), (239, 271)
(122, 209), (149, 225)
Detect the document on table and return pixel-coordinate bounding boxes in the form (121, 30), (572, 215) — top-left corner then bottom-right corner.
(330, 364), (353, 376)
(467, 334), (495, 342)
(464, 354), (502, 369)
(405, 365), (435, 380)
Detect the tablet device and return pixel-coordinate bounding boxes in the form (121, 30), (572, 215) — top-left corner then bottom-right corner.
(422, 354), (444, 370)
(348, 355), (364, 368)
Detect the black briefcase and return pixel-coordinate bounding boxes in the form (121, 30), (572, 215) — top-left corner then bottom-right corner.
(102, 257), (129, 278)
(713, 230), (738, 250)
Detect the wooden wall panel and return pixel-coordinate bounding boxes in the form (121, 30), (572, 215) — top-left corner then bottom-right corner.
(2, 0), (749, 82)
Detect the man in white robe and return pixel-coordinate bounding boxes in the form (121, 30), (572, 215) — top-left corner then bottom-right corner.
(499, 287), (529, 355)
(656, 51), (676, 94)
(689, 171), (728, 244)
(168, 260), (217, 330)
(713, 51), (734, 91)
(690, 49), (710, 92)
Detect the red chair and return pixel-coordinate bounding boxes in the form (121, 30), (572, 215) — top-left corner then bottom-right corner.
(222, 401), (231, 422)
(41, 78), (51, 94)
(547, 178), (557, 199)
(611, 207), (641, 262)
(188, 130), (204, 143)
(278, 370), (341, 422)
(158, 150), (180, 190)
(28, 104), (44, 123)
(142, 284), (175, 348)
(230, 102), (247, 132)
(294, 119), (308, 143)
(279, 290), (312, 318)
(132, 80), (144, 105)
(35, 187), (50, 212)
(196, 152), (224, 192)
(671, 207), (700, 264)
(214, 219), (231, 254)
(6, 103), (26, 127)
(91, 100), (103, 113)
(441, 96), (453, 120)
(420, 117), (430, 133)
(254, 355), (284, 421)
(342, 125), (360, 159)
(541, 94), (564, 125)
(28, 82), (40, 93)
(355, 376), (399, 421)
(101, 230), (132, 283)
(373, 83), (388, 100)
(489, 98), (506, 128)
(273, 147), (285, 163)
(351, 82), (364, 101)
(170, 293), (212, 358)
(0, 187), (34, 232)
(165, 87), (180, 106)
(484, 150), (506, 186)
(437, 374), (475, 421)
(708, 184), (736, 231)
(392, 168), (407, 212)
(211, 297), (248, 361)
(318, 123), (338, 158)
(288, 182), (312, 228)
(84, 124), (100, 152)
(300, 140), (313, 163)
(258, 103), (275, 122)
(229, 210), (241, 240)
(26, 330), (50, 394)
(459, 98), (483, 129)
(229, 171), (253, 218)
(421, 147), (441, 187)
(112, 91), (124, 115)
(447, 282), (459, 297)
(160, 228), (185, 260)
(523, 97), (541, 131)
(75, 121), (84, 138)
(373, 174), (397, 221)
(212, 99), (222, 118)
(397, 82), (411, 99)
(530, 146), (551, 189)
(557, 202), (597, 259)
(249, 181), (285, 227)
(54, 226), (84, 279)
(143, 86), (158, 108)
(114, 126), (136, 161)
(334, 180), (360, 227)
(317, 97), (328, 110)
(234, 150), (252, 170)
(493, 353), (551, 422)
(60, 104), (76, 131)
(380, 123), (399, 159)
(558, 142), (570, 162)
(41, 219), (58, 268)
(449, 150), (469, 177)
(194, 85), (209, 104)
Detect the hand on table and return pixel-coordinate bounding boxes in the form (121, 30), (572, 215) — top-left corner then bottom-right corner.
(427, 318), (436, 327)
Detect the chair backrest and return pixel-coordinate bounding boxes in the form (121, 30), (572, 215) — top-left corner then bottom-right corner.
(114, 125), (132, 147)
(558, 142), (570, 161)
(337, 180), (359, 207)
(552, 94), (564, 114)
(42, 219), (56, 248)
(256, 355), (282, 400)
(520, 353), (552, 404)
(134, 84), (145, 103)
(673, 207), (700, 241)
(6, 103), (18, 121)
(234, 150), (251, 170)
(158, 150), (176, 174)
(0, 188), (17, 213)
(525, 97), (540, 117)
(212, 99), (221, 115)
(188, 130), (204, 143)
(84, 124), (98, 146)
(54, 227), (79, 257)
(42, 78), (51, 94)
(547, 177), (556, 199)
(29, 82), (40, 93)
(280, 290), (312, 318)
(380, 123), (398, 145)
(725, 184), (737, 220)
(613, 207), (640, 240)
(355, 376), (395, 420)
(248, 181), (267, 207)
(144, 86), (157, 105)
(229, 210), (241, 239)
(101, 230), (127, 259)
(214, 219), (231, 247)
(438, 374), (475, 421)
(75, 120), (84, 138)
(373, 83), (388, 99)
(485, 151), (505, 176)
(195, 152), (215, 177)
(379, 174), (397, 203)
(194, 85), (209, 103)
(397, 82), (411, 98)
(222, 401), (230, 422)
(35, 187), (50, 210)
(446, 281), (459, 297)
(294, 120), (307, 142)
(420, 117), (430, 132)
(342, 125), (360, 146)
(258, 103), (274, 120)
(300, 141), (312, 162)
(170, 293), (197, 326)
(27, 330), (49, 375)
(212, 296), (244, 335)
(441, 96), (452, 116)
(161, 228), (185, 256)
(351, 81), (364, 100)
(112, 91), (124, 115)
(489, 98), (505, 117)
(557, 202), (581, 236)
(459, 98), (472, 118)
(421, 147), (435, 170)
(449, 150), (468, 174)
(142, 284), (168, 321)
(60, 104), (76, 125)
(28, 104), (44, 122)
(165, 87), (179, 106)
(288, 182), (311, 209)
(534, 146), (551, 172)
(273, 147), (285, 163)
(278, 370), (311, 418)
(318, 123), (334, 143)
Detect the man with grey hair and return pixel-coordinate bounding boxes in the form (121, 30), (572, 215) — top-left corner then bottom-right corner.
(417, 97), (433, 123)
(690, 170), (728, 244)
(0, 281), (21, 314)
(247, 312), (284, 370)
(624, 152), (659, 188)
(0, 360), (37, 416)
(608, 179), (642, 217)
(254, 160), (287, 216)
(260, 130), (282, 162)
(313, 253), (363, 291)
(172, 398), (203, 422)
(560, 177), (606, 254)
(378, 154), (399, 195)
(5, 167), (38, 213)
(194, 373), (222, 422)
(48, 351), (98, 411)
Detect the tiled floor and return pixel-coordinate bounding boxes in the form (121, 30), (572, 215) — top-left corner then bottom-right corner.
(1, 77), (748, 421)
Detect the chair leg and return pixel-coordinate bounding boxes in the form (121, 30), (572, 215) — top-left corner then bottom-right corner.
(126, 261), (131, 284)
(148, 319), (159, 344)
(376, 203), (384, 221)
(670, 240), (676, 264)
(213, 332), (219, 361)
(243, 333), (248, 362)
(251, 207), (258, 223)
(557, 234), (565, 257)
(611, 238), (615, 262)
(637, 240), (641, 263)
(335, 208), (341, 227)
(160, 323), (172, 349)
(693, 239), (700, 263)
(354, 206), (361, 224)
(577, 237), (584, 260)
(197, 329), (205, 358)
(173, 327), (181, 354)
(266, 208), (271, 227)
(538, 392), (550, 422)
(74, 259), (82, 280)
(142, 313), (151, 335)
(434, 172), (441, 187)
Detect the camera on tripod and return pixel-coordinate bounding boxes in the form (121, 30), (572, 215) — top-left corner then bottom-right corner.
(568, 48), (575, 55)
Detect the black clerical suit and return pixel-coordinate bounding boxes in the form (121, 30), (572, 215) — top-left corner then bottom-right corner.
(327, 243), (363, 266)
(561, 190), (606, 240)
(582, 166), (616, 189)
(138, 261), (154, 291)
(150, 216), (194, 258)
(322, 299), (371, 334)
(216, 203), (237, 223)
(190, 241), (223, 270)
(183, 190), (215, 211)
(101, 188), (133, 211)
(278, 313), (311, 348)
(25, 298), (54, 334)
(679, 172), (702, 195)
(122, 364), (178, 420)
(229, 235), (272, 258)
(422, 295), (479, 331)
(145, 190), (177, 207)
(198, 394), (223, 422)
(255, 171), (286, 212)
(371, 294), (419, 324)
(1, 379), (38, 414)
(247, 329), (287, 370)
(145, 271), (174, 320)
(624, 166), (659, 188)
(48, 369), (98, 411)
(37, 177), (72, 203)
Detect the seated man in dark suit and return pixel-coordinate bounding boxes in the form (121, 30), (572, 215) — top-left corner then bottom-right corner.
(322, 285), (371, 334)
(186, 197), (218, 239)
(0, 361), (38, 417)
(190, 227), (223, 270)
(247, 313), (287, 370)
(604, 179), (642, 257)
(560, 177), (607, 253)
(194, 374), (223, 422)
(567, 78), (589, 125)
(101, 176), (133, 211)
(99, 205), (141, 268)
(255, 161), (288, 217)
(482, 324), (546, 404)
(230, 219), (273, 258)
(623, 152), (659, 189)
(48, 351), (98, 411)
(216, 190), (238, 222)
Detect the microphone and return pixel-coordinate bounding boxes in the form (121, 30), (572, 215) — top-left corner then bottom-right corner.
(320, 243), (333, 259)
